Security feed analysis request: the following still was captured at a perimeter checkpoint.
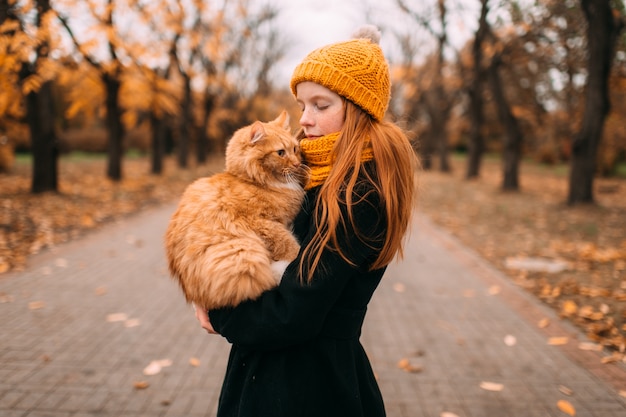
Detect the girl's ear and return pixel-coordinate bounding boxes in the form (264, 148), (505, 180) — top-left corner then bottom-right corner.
(250, 122), (266, 144)
(274, 110), (291, 131)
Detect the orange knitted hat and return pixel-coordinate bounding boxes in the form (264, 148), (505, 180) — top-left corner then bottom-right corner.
(290, 26), (390, 122)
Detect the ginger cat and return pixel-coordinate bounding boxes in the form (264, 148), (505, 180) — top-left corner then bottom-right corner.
(165, 111), (306, 310)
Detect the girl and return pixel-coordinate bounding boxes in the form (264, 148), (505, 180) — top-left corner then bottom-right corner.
(195, 26), (418, 417)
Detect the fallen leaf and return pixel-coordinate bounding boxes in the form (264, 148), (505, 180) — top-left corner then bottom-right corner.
(441, 412), (460, 417)
(133, 381), (149, 389)
(463, 289), (476, 298)
(504, 335), (517, 346)
(397, 358), (423, 373)
(0, 292), (14, 303)
(95, 286), (107, 296)
(578, 342), (602, 351)
(600, 353), (623, 364)
(561, 300), (577, 317)
(487, 285), (501, 295)
(548, 337), (569, 346)
(143, 361), (162, 376)
(557, 399), (576, 416)
(189, 357), (201, 367)
(28, 301), (45, 310)
(124, 318), (141, 328)
(619, 390), (626, 398)
(538, 318), (550, 328)
(106, 313), (128, 322)
(479, 381), (504, 392)
(558, 385), (573, 396)
(80, 215), (95, 227)
(143, 358), (173, 375)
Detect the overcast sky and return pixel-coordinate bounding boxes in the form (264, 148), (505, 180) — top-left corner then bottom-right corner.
(271, 0), (479, 84)
(272, 0), (363, 82)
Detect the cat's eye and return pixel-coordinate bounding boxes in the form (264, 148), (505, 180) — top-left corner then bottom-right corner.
(277, 149), (286, 157)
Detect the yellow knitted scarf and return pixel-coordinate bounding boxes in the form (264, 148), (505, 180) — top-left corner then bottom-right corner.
(300, 132), (374, 190)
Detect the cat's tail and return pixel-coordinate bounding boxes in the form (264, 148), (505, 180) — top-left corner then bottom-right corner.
(172, 237), (278, 310)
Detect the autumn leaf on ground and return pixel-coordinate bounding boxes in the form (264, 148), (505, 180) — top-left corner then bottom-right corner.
(487, 285), (501, 295)
(0, 292), (14, 303)
(106, 313), (128, 322)
(133, 381), (149, 390)
(28, 301), (45, 310)
(557, 399), (576, 416)
(189, 357), (201, 367)
(538, 318), (550, 328)
(504, 335), (517, 346)
(440, 412), (460, 417)
(124, 318), (141, 328)
(397, 358), (423, 373)
(548, 337), (569, 346)
(95, 286), (107, 296)
(561, 300), (578, 317)
(143, 359), (172, 376)
(600, 352), (624, 364)
(578, 342), (602, 351)
(479, 381), (504, 392)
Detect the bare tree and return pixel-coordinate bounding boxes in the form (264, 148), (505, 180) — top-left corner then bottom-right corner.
(486, 48), (523, 190)
(58, 0), (127, 181)
(568, 0), (625, 204)
(466, 0), (489, 179)
(397, 0), (453, 172)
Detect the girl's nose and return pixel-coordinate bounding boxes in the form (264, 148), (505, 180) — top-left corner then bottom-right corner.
(299, 108), (313, 127)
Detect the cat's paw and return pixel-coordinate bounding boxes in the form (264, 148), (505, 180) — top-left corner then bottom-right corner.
(269, 260), (290, 283)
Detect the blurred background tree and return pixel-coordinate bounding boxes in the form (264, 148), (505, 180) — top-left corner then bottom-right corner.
(0, 0), (624, 206)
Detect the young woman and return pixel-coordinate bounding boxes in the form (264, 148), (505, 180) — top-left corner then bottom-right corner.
(195, 26), (418, 417)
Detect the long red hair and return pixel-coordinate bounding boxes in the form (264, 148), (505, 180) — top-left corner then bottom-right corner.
(300, 101), (419, 282)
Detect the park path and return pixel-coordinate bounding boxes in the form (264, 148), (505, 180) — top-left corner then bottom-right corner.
(1, 203), (626, 417)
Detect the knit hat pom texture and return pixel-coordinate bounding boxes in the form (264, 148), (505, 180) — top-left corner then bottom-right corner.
(290, 25), (390, 121)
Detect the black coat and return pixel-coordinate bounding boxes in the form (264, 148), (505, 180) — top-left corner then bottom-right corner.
(209, 178), (388, 417)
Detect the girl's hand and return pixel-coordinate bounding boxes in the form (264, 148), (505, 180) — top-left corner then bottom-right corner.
(194, 304), (219, 334)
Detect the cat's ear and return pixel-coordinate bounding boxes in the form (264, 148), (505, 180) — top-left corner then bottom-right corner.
(250, 122), (266, 144)
(274, 110), (290, 131)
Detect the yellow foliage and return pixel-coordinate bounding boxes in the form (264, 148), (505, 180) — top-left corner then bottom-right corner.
(22, 74), (43, 95)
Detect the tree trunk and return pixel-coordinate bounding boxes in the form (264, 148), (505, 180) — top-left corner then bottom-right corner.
(466, 0), (489, 179)
(487, 54), (523, 191)
(104, 74), (124, 181)
(150, 111), (166, 175)
(27, 80), (58, 193)
(177, 73), (192, 168)
(568, 0), (623, 205)
(196, 91), (215, 164)
(25, 0), (58, 193)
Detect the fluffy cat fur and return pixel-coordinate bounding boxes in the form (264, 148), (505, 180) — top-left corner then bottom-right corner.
(165, 111), (306, 310)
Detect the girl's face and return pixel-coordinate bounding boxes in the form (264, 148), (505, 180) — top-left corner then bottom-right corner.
(296, 82), (345, 139)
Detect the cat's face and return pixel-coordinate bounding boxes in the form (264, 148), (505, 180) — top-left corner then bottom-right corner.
(226, 111), (306, 187)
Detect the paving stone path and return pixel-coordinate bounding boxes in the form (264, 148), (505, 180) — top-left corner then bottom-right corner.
(1, 203), (625, 417)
